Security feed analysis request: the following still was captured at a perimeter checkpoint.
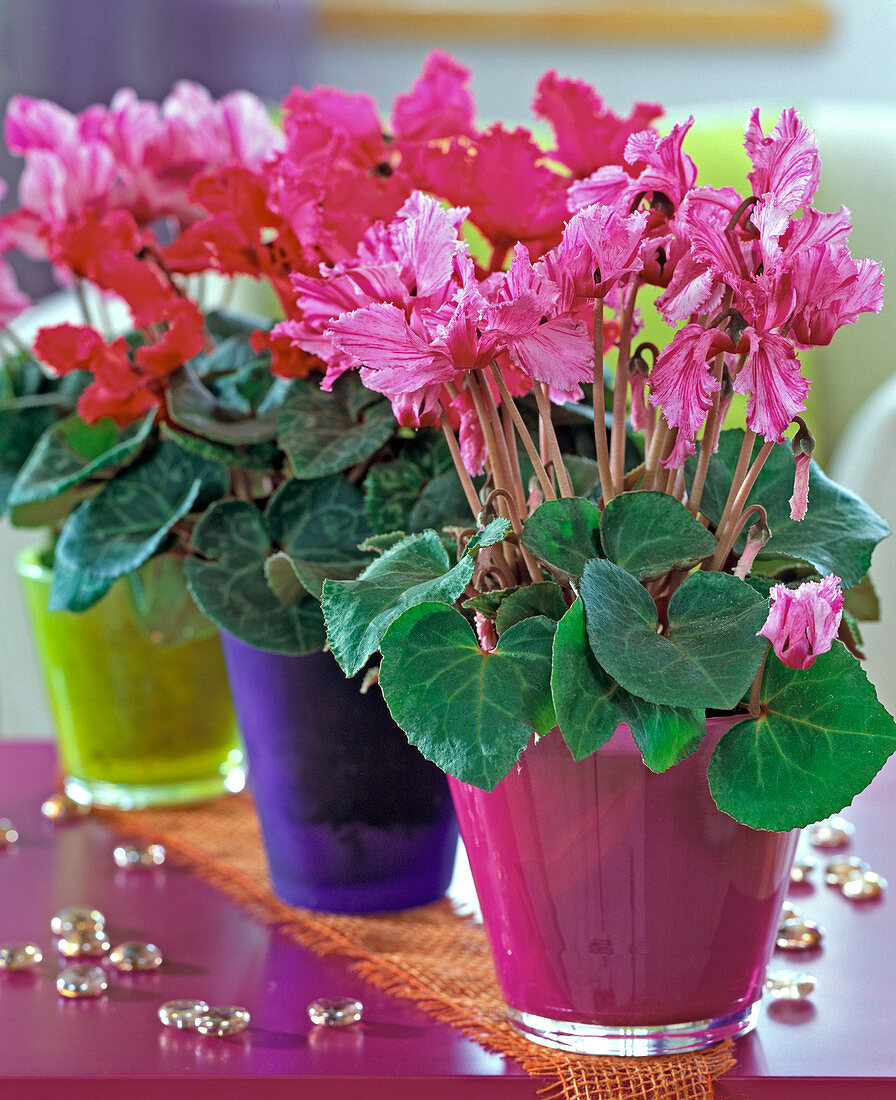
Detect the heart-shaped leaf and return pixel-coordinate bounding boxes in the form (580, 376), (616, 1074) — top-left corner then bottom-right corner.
(495, 581), (567, 633)
(279, 374), (395, 479)
(265, 475), (373, 599)
(708, 642), (896, 829)
(8, 412), (154, 506)
(54, 443), (228, 580)
(321, 530), (475, 676)
(379, 603), (557, 790)
(47, 559), (115, 613)
(600, 490), (717, 580)
(552, 600), (704, 768)
(580, 559), (768, 709)
(184, 499), (325, 654)
(520, 497), (602, 577)
(689, 429), (889, 588)
(166, 367), (280, 445)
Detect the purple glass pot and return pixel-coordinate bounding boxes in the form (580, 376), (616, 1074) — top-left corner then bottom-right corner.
(220, 634), (458, 913)
(449, 718), (798, 1056)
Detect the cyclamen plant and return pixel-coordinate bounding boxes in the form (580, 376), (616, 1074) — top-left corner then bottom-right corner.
(0, 74), (479, 649)
(305, 78), (896, 831)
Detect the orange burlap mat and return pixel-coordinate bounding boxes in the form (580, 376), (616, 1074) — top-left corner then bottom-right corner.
(99, 792), (736, 1100)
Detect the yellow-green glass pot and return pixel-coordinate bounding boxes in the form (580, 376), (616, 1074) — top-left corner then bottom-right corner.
(17, 549), (245, 809)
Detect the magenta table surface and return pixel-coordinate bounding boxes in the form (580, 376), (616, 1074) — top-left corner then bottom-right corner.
(0, 742), (895, 1099)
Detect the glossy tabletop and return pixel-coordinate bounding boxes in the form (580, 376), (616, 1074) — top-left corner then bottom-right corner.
(0, 742), (894, 1099)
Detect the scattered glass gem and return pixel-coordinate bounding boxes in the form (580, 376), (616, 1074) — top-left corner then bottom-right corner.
(808, 815), (855, 849)
(158, 1000), (211, 1030)
(842, 871), (887, 901)
(765, 969), (817, 1001)
(194, 1006), (251, 1037)
(308, 997), (364, 1027)
(0, 818), (18, 846)
(51, 906), (105, 936)
(56, 930), (111, 958)
(789, 856), (817, 884)
(56, 964), (108, 998)
(0, 943), (42, 970)
(780, 900), (801, 922)
(825, 857), (870, 885)
(109, 941), (162, 971)
(776, 918), (824, 950)
(113, 843), (166, 869)
(41, 794), (89, 822)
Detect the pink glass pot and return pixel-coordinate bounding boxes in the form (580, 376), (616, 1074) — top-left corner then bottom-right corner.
(449, 717), (798, 1055)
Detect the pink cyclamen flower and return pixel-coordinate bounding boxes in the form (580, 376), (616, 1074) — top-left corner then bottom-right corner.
(758, 575), (843, 670)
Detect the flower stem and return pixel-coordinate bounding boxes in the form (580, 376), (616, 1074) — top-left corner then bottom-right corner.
(440, 413), (482, 520)
(709, 440), (775, 570)
(591, 297), (615, 504)
(688, 352), (727, 517)
(712, 429), (757, 554)
(487, 363), (557, 501)
(533, 381), (574, 497)
(609, 280), (639, 494)
(643, 417), (670, 491)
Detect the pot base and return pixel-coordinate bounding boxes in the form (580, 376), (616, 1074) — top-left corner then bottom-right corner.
(65, 759), (246, 810)
(507, 1000), (760, 1056)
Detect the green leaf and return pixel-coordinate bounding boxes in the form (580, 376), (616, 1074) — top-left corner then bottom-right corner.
(707, 643), (896, 830)
(563, 454), (601, 499)
(463, 586), (519, 618)
(166, 367), (280, 445)
(54, 443), (228, 580)
(552, 600), (704, 768)
(495, 581), (567, 633)
(184, 499), (325, 654)
(600, 490), (717, 580)
(358, 531), (408, 555)
(265, 475), (373, 599)
(520, 497), (603, 577)
(47, 559), (114, 612)
(690, 430), (889, 588)
(263, 550), (308, 608)
(8, 412), (154, 506)
(321, 530), (475, 676)
(580, 559), (768, 709)
(363, 460), (424, 534)
(160, 421), (282, 471)
(122, 555), (216, 646)
(408, 467), (477, 532)
(9, 483), (100, 528)
(379, 603), (557, 789)
(466, 516), (512, 554)
(843, 574), (880, 622)
(279, 374), (395, 479)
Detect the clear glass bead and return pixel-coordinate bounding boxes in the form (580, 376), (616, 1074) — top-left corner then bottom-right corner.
(109, 941), (162, 971)
(158, 999), (210, 1030)
(113, 843), (166, 869)
(775, 918), (823, 950)
(308, 997), (364, 1027)
(789, 856), (817, 883)
(825, 857), (870, 885)
(194, 1006), (251, 1037)
(41, 794), (89, 822)
(0, 943), (42, 970)
(765, 969), (817, 1000)
(50, 907), (105, 936)
(56, 930), (111, 958)
(56, 964), (108, 998)
(808, 815), (854, 849)
(842, 871), (887, 900)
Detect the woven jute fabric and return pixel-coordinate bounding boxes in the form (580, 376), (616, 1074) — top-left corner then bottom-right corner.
(99, 792), (736, 1100)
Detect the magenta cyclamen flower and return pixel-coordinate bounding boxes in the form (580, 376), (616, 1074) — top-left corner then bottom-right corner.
(758, 575), (843, 670)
